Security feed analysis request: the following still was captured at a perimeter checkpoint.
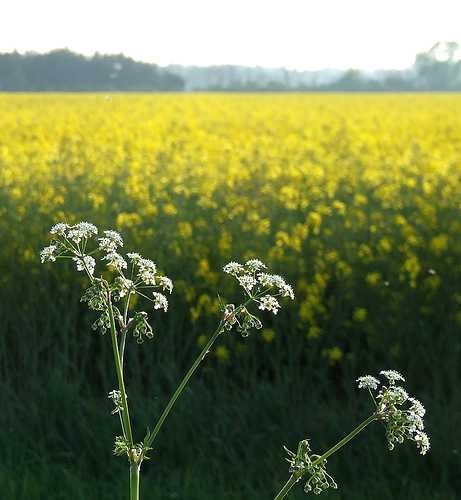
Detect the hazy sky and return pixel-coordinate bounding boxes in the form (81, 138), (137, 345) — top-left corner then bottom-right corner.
(1, 0), (460, 70)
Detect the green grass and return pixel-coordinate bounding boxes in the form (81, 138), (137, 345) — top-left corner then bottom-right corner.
(1, 260), (460, 500)
(1, 327), (459, 499)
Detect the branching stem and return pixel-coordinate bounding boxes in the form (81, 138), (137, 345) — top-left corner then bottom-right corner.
(273, 414), (377, 500)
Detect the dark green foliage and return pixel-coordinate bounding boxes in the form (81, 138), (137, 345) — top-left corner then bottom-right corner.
(0, 273), (459, 499)
(0, 49), (184, 91)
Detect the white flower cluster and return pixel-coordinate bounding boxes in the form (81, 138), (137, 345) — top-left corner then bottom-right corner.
(40, 244), (57, 263)
(221, 259), (295, 336)
(103, 252), (128, 271)
(98, 230), (123, 253)
(66, 222), (98, 244)
(359, 370), (430, 456)
(223, 258), (294, 310)
(258, 295), (281, 315)
(73, 255), (96, 276)
(356, 375), (380, 390)
(42, 221), (174, 342)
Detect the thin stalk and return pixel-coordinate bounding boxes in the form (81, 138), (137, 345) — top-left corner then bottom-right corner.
(145, 293), (264, 448)
(144, 320), (223, 448)
(273, 473), (302, 500)
(120, 291), (132, 369)
(130, 463), (140, 500)
(312, 414), (377, 465)
(273, 414), (377, 500)
(107, 290), (134, 445)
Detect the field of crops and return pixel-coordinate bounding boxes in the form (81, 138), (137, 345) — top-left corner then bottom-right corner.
(1, 93), (460, 499)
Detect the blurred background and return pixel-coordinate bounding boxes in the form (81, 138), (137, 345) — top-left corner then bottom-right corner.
(1, 1), (460, 499)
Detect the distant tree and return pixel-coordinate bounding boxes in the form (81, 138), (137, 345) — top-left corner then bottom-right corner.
(414, 42), (461, 90)
(0, 49), (184, 91)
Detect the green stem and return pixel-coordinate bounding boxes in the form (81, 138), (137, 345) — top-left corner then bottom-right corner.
(312, 414), (377, 466)
(107, 290), (134, 445)
(273, 414), (377, 500)
(145, 293), (264, 448)
(144, 320), (223, 448)
(273, 473), (302, 500)
(130, 463), (140, 500)
(120, 291), (132, 369)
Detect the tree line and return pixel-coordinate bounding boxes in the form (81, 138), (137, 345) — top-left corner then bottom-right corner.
(1, 43), (460, 92)
(0, 50), (184, 91)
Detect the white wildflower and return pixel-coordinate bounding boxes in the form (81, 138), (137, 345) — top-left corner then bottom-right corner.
(67, 222), (98, 244)
(152, 292), (168, 312)
(414, 431), (430, 455)
(223, 261), (244, 275)
(98, 230), (123, 252)
(258, 295), (281, 315)
(280, 282), (295, 299)
(72, 255), (96, 276)
(406, 411), (424, 432)
(127, 252), (142, 263)
(380, 370), (405, 384)
(356, 375), (380, 390)
(238, 275), (257, 292)
(408, 398), (426, 417)
(50, 222), (68, 236)
(40, 245), (58, 263)
(158, 276), (173, 294)
(372, 370), (430, 457)
(103, 252), (127, 271)
(388, 386), (409, 404)
(116, 277), (134, 298)
(245, 259), (267, 271)
(138, 258), (157, 284)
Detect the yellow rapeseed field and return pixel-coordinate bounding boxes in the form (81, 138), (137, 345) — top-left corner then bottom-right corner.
(1, 93), (461, 362)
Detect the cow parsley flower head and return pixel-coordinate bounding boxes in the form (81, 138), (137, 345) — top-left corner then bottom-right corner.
(40, 245), (58, 263)
(257, 273), (295, 299)
(99, 230), (123, 252)
(103, 252), (128, 271)
(158, 276), (174, 294)
(414, 431), (430, 455)
(67, 222), (98, 244)
(137, 258), (157, 285)
(357, 375), (380, 390)
(245, 259), (267, 271)
(223, 261), (244, 276)
(152, 292), (168, 312)
(222, 258), (294, 336)
(408, 398), (426, 418)
(114, 277), (134, 299)
(238, 275), (257, 292)
(380, 370), (405, 384)
(42, 221), (174, 345)
(258, 295), (281, 315)
(356, 369), (431, 456)
(223, 259), (294, 299)
(50, 223), (69, 236)
(127, 252), (142, 263)
(73, 255), (96, 276)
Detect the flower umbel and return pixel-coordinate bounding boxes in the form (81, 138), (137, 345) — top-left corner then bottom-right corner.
(222, 259), (294, 336)
(41, 221), (173, 341)
(373, 371), (430, 455)
(275, 370), (429, 499)
(356, 375), (380, 390)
